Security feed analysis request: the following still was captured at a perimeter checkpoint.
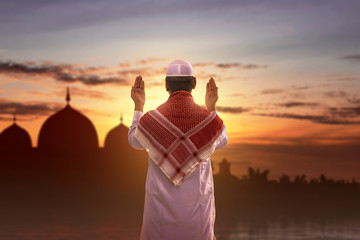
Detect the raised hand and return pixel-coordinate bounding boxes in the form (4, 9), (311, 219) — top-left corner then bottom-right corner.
(205, 77), (218, 111)
(131, 75), (146, 112)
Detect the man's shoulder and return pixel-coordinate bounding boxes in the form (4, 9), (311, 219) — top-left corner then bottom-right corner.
(143, 109), (158, 116)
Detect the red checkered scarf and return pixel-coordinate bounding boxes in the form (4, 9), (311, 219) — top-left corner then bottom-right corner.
(134, 90), (225, 186)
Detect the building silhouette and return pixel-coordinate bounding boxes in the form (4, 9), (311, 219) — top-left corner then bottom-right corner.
(38, 87), (99, 156)
(0, 87), (148, 222)
(219, 158), (231, 175)
(0, 115), (32, 155)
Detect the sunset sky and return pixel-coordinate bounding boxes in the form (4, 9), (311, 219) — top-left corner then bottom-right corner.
(1, 0), (359, 180)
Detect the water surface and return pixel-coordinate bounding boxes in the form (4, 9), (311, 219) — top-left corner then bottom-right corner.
(1, 217), (359, 240)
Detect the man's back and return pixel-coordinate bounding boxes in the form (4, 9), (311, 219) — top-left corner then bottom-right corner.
(128, 60), (228, 240)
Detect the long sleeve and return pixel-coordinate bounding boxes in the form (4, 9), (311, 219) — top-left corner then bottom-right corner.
(215, 124), (228, 150)
(214, 110), (228, 150)
(128, 110), (145, 150)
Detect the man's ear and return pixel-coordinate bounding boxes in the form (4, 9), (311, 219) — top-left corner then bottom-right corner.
(165, 78), (169, 91)
(192, 77), (197, 89)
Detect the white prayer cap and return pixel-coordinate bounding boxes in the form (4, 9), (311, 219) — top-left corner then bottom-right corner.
(166, 59), (194, 77)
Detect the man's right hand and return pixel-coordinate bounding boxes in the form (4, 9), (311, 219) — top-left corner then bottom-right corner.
(131, 75), (146, 112)
(205, 78), (218, 111)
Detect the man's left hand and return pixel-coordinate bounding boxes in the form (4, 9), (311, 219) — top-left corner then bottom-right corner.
(131, 75), (146, 112)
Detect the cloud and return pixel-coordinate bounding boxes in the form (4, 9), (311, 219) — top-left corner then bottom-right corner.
(324, 90), (348, 98)
(216, 106), (251, 114)
(193, 62), (268, 70)
(234, 84), (314, 101)
(0, 61), (65, 75)
(192, 62), (214, 68)
(0, 59), (266, 87)
(289, 84), (312, 90)
(0, 116), (13, 121)
(0, 60), (130, 86)
(52, 87), (116, 101)
(347, 96), (360, 105)
(253, 112), (360, 125)
(227, 93), (247, 98)
(195, 72), (219, 80)
(260, 84), (315, 98)
(118, 62), (131, 68)
(234, 135), (360, 145)
(117, 66), (166, 77)
(277, 101), (319, 108)
(216, 63), (268, 69)
(328, 106), (360, 119)
(0, 99), (63, 119)
(261, 88), (285, 94)
(335, 77), (360, 81)
(55, 73), (128, 86)
(217, 94), (360, 124)
(136, 58), (166, 65)
(340, 54), (360, 62)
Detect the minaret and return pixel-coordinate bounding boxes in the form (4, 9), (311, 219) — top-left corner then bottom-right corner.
(120, 113), (123, 124)
(66, 87), (71, 104)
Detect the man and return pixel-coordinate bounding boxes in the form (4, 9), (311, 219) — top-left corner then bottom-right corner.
(128, 59), (228, 240)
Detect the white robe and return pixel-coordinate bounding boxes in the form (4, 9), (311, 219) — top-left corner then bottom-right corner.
(128, 111), (228, 240)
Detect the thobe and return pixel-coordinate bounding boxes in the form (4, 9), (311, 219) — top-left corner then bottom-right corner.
(128, 110), (228, 240)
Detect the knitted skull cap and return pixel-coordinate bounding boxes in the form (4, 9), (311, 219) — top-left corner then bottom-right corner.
(166, 59), (194, 77)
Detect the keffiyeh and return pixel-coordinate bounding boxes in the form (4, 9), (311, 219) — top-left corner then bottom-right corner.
(134, 90), (225, 186)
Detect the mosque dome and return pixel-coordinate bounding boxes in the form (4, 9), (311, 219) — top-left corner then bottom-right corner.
(104, 115), (129, 151)
(1, 116), (32, 153)
(104, 114), (148, 191)
(37, 87), (99, 155)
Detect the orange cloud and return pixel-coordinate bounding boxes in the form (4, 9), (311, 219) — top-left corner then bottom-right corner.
(261, 88), (285, 94)
(0, 99), (63, 120)
(253, 112), (360, 125)
(135, 58), (167, 65)
(216, 106), (251, 114)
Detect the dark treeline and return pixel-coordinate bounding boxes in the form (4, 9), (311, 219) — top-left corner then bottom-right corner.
(214, 159), (360, 223)
(2, 153), (359, 226)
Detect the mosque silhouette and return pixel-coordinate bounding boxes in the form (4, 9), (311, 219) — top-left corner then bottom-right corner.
(1, 87), (131, 156)
(0, 87), (149, 222)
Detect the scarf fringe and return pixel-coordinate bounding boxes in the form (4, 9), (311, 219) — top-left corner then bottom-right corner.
(135, 123), (226, 186)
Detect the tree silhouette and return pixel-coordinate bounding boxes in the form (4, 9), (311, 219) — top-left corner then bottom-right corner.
(214, 161), (360, 222)
(279, 174), (291, 184)
(294, 175), (307, 184)
(248, 167), (269, 184)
